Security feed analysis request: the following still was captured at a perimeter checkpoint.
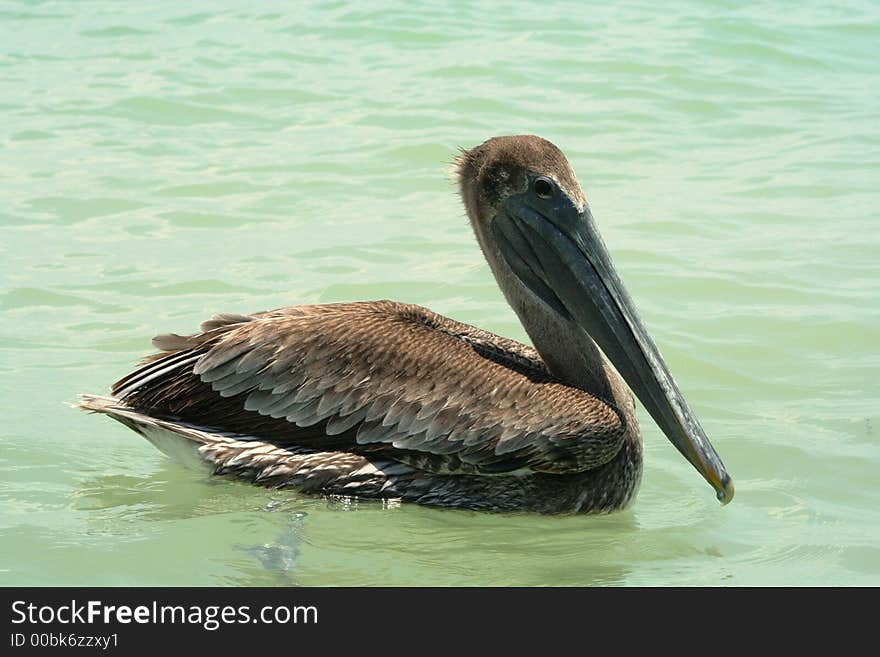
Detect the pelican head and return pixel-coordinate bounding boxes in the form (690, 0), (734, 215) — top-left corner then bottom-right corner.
(456, 135), (734, 505)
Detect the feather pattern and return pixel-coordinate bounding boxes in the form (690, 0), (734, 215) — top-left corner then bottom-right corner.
(112, 301), (629, 477)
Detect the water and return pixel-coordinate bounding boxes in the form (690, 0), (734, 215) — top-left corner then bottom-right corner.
(1, 0), (878, 586)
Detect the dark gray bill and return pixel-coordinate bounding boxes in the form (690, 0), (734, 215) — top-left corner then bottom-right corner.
(493, 184), (734, 504)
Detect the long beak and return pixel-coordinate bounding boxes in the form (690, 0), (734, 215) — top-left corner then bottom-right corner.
(494, 187), (734, 504)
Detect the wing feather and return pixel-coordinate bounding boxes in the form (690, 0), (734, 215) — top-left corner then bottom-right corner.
(116, 301), (627, 475)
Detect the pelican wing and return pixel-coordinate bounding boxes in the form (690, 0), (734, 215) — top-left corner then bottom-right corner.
(114, 301), (626, 475)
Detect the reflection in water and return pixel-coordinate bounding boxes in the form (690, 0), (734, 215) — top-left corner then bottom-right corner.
(75, 470), (309, 584)
(235, 506), (307, 586)
(71, 466), (264, 522)
(68, 461), (645, 586)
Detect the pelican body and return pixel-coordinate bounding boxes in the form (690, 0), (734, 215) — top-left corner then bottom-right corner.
(79, 136), (733, 513)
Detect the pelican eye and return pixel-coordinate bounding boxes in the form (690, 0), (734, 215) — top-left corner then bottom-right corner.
(534, 177), (554, 199)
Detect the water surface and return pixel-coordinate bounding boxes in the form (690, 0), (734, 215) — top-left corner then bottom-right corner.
(2, 0), (879, 586)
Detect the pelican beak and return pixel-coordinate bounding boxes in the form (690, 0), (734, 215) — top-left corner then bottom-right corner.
(493, 179), (734, 504)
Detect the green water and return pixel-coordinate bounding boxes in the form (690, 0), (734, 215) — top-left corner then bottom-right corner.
(2, 0), (879, 586)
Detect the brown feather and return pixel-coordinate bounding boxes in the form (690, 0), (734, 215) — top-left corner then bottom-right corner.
(114, 301), (626, 476)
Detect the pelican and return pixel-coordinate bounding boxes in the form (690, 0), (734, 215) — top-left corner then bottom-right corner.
(78, 135), (733, 513)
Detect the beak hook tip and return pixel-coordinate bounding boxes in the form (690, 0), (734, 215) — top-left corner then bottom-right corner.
(716, 475), (735, 506)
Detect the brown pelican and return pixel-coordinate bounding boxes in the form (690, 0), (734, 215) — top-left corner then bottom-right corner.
(78, 135), (733, 513)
